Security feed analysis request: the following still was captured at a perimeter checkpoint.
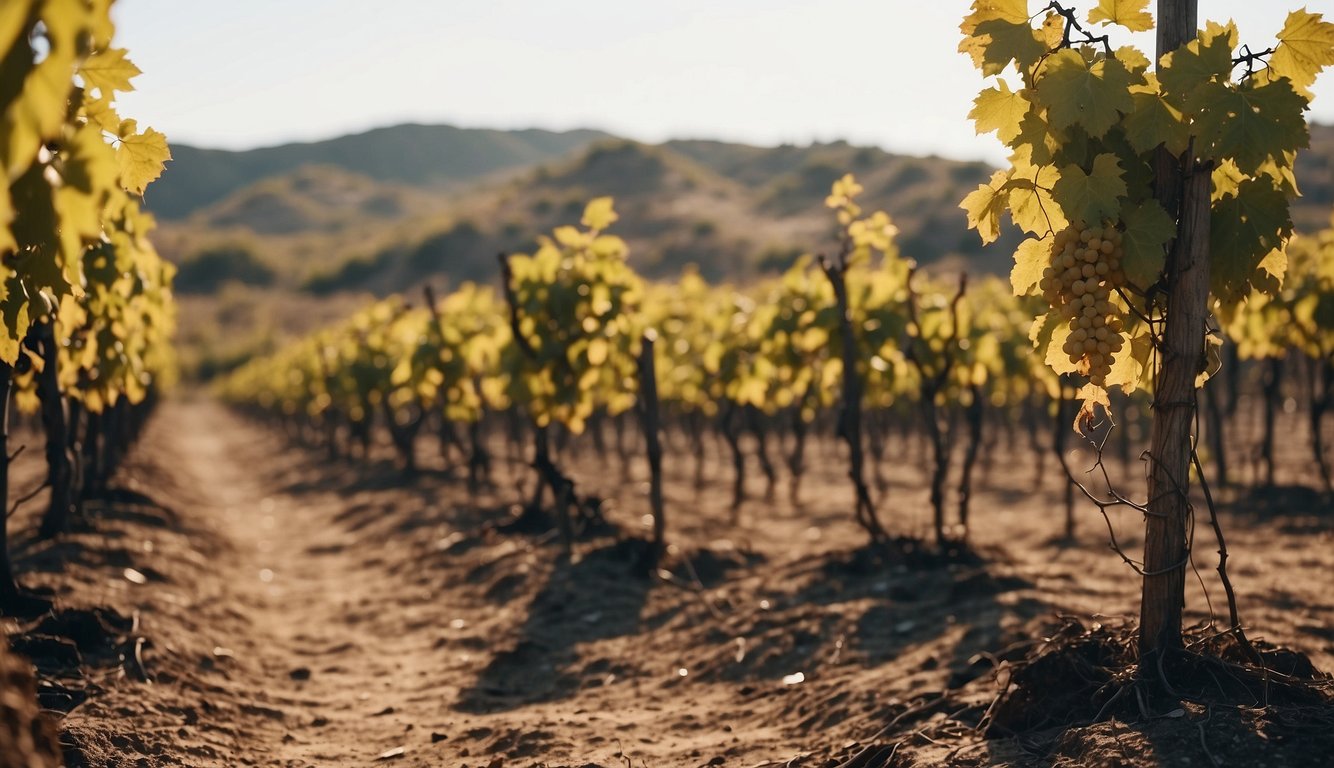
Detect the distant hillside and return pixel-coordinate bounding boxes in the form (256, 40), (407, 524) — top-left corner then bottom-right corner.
(291, 138), (1020, 295)
(159, 122), (1334, 380)
(144, 124), (612, 219)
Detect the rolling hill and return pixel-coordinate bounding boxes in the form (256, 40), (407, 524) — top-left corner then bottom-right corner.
(144, 124), (612, 219)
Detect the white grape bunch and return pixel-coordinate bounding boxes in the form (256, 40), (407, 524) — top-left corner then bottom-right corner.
(1038, 221), (1126, 388)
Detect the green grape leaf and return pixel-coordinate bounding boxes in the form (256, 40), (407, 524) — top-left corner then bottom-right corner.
(1087, 0), (1153, 32)
(1119, 199), (1175, 288)
(1157, 21), (1236, 104)
(1211, 178), (1293, 303)
(1012, 109), (1061, 166)
(1034, 49), (1135, 138)
(960, 169), (1011, 245)
(116, 125), (171, 195)
(1053, 153), (1125, 226)
(1269, 9), (1334, 98)
(971, 18), (1049, 77)
(79, 48), (141, 96)
(1010, 236), (1049, 296)
(1007, 163), (1067, 235)
(1122, 86), (1189, 155)
(970, 81), (1030, 144)
(1189, 78), (1309, 170)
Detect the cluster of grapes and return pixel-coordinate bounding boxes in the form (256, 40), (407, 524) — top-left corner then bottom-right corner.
(1038, 221), (1126, 388)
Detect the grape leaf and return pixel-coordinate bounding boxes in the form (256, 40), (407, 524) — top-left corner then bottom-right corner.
(960, 169), (1011, 245)
(1034, 49), (1135, 138)
(0, 0), (36, 58)
(969, 81), (1030, 144)
(1211, 178), (1293, 303)
(1119, 199), (1175, 288)
(0, 187), (13, 254)
(1087, 0), (1153, 32)
(1189, 78), (1309, 170)
(1010, 236), (1049, 296)
(959, 1), (1042, 75)
(1269, 10), (1334, 98)
(1105, 329), (1153, 392)
(971, 18), (1049, 77)
(0, 275), (27, 365)
(1007, 163), (1067, 235)
(1157, 21), (1236, 105)
(1122, 86), (1189, 155)
(1074, 383), (1111, 435)
(79, 48), (141, 96)
(1044, 317), (1079, 374)
(1012, 110), (1061, 166)
(1053, 153), (1125, 226)
(116, 126), (170, 195)
(1211, 159), (1246, 202)
(581, 196), (617, 232)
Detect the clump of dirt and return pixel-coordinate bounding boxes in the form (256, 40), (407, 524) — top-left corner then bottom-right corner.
(984, 616), (1334, 738)
(0, 640), (61, 768)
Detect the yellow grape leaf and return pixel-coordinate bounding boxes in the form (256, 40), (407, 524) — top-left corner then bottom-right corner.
(581, 196), (617, 232)
(969, 81), (1030, 144)
(1119, 199), (1175, 288)
(1034, 49), (1135, 138)
(1073, 383), (1111, 436)
(1010, 236), (1049, 296)
(79, 48), (141, 96)
(960, 169), (1011, 245)
(960, 0), (1031, 35)
(1007, 162), (1067, 235)
(1269, 10), (1334, 98)
(0, 0), (36, 58)
(1086, 0), (1152, 32)
(0, 186), (13, 254)
(1211, 159), (1246, 202)
(82, 95), (122, 134)
(1052, 153), (1125, 226)
(116, 126), (170, 194)
(551, 225), (588, 249)
(1105, 330), (1153, 392)
(1044, 317), (1079, 374)
(1115, 46), (1152, 76)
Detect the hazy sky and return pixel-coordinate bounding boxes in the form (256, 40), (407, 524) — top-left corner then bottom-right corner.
(111, 1), (1334, 164)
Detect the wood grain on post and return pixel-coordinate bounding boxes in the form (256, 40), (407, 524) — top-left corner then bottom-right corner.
(1140, 0), (1206, 662)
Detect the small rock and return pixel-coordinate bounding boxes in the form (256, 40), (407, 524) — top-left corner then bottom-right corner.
(289, 667), (311, 681)
(430, 732), (448, 743)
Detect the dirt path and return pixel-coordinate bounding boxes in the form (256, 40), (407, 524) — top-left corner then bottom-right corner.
(23, 396), (1334, 768)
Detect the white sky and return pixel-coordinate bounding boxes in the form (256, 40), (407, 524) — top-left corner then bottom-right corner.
(111, 1), (1334, 165)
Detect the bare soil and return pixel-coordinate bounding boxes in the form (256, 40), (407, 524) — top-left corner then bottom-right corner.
(3, 397), (1332, 767)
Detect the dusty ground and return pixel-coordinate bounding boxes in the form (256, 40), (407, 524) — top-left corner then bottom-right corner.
(2, 397), (1331, 767)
